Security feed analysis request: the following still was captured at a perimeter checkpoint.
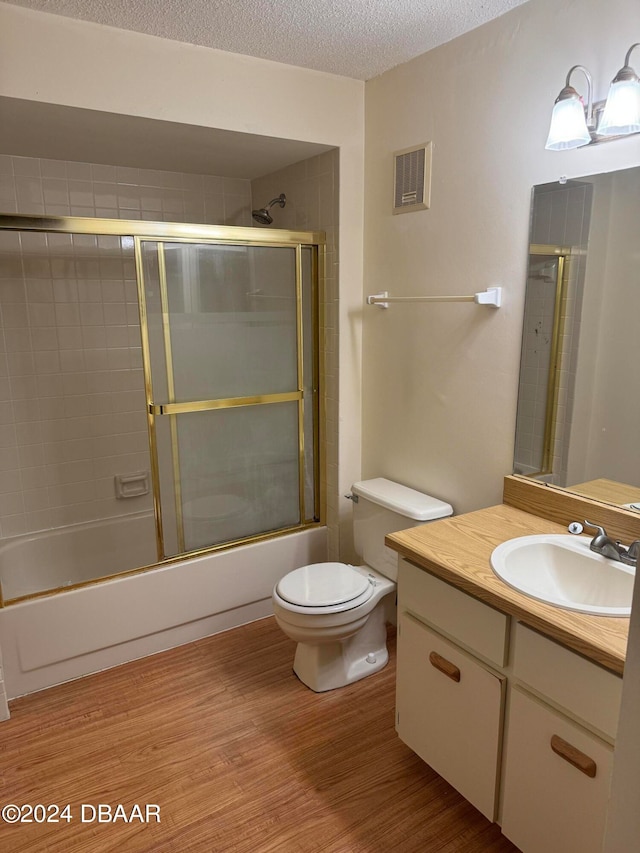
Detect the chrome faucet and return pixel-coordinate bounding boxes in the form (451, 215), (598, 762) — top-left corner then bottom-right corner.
(583, 520), (639, 567)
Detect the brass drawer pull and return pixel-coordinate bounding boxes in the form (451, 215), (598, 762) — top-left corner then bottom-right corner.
(550, 735), (597, 778)
(429, 651), (461, 682)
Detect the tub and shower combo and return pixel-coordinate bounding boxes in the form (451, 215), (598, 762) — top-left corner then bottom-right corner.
(0, 214), (327, 709)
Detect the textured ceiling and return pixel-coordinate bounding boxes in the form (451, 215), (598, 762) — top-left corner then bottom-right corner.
(7, 0), (530, 80)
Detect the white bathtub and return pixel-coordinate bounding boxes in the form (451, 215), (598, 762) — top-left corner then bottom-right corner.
(0, 521), (326, 704)
(0, 512), (158, 601)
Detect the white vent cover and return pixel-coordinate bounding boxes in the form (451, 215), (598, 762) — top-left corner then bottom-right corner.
(393, 142), (432, 214)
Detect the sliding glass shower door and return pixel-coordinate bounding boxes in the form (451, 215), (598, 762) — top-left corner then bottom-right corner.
(137, 237), (320, 559)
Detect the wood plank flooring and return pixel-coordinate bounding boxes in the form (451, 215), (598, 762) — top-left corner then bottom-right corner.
(0, 617), (518, 852)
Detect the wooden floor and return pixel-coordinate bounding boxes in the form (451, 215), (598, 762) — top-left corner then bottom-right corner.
(0, 617), (518, 852)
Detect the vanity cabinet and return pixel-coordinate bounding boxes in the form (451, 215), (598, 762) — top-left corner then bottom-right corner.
(501, 687), (614, 853)
(396, 559), (509, 821)
(396, 612), (504, 821)
(500, 622), (621, 853)
(396, 557), (622, 853)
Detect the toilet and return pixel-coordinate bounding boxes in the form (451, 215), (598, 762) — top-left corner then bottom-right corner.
(272, 477), (453, 692)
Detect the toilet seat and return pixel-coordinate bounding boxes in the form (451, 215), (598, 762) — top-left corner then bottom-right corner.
(275, 563), (374, 612)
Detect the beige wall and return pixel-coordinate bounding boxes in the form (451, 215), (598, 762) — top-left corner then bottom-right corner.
(363, 0), (640, 514)
(0, 2), (365, 559)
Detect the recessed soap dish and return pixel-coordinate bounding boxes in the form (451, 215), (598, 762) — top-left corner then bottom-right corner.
(115, 471), (150, 499)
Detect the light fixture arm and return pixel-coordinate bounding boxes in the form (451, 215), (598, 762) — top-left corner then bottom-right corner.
(561, 65), (594, 128)
(614, 43), (640, 83)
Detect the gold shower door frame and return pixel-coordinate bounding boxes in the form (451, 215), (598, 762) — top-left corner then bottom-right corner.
(0, 214), (325, 580)
(528, 244), (574, 477)
(135, 234), (324, 561)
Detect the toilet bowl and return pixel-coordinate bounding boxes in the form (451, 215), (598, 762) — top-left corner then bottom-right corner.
(273, 562), (395, 692)
(273, 478), (453, 692)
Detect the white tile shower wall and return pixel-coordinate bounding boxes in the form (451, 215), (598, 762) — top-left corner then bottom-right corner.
(0, 154), (252, 540)
(251, 150), (339, 558)
(0, 155), (253, 226)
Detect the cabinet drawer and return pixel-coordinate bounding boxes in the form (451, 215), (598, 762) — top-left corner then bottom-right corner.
(513, 623), (622, 740)
(398, 558), (509, 666)
(501, 686), (613, 853)
(396, 612), (505, 821)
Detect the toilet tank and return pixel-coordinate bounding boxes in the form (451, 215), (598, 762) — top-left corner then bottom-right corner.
(351, 478), (453, 582)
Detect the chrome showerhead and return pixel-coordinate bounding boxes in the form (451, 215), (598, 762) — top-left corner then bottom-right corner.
(252, 193), (286, 225)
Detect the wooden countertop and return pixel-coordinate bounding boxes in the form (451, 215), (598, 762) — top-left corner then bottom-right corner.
(386, 504), (629, 676)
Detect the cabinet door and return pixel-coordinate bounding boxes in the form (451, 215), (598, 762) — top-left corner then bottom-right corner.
(396, 612), (505, 821)
(501, 687), (614, 853)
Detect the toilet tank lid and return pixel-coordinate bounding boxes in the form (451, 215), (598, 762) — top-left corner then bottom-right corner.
(352, 478), (453, 521)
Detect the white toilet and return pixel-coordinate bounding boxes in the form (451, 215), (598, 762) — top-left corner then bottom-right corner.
(272, 477), (453, 692)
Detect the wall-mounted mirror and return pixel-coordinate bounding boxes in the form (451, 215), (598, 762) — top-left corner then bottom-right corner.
(513, 166), (640, 510)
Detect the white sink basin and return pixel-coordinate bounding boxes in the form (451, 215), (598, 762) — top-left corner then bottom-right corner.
(490, 534), (635, 616)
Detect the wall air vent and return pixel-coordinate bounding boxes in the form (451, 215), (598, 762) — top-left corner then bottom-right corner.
(393, 142), (432, 214)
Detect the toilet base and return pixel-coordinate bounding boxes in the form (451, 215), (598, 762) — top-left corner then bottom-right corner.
(292, 600), (389, 692)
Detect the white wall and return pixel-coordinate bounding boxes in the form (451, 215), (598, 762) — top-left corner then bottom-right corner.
(0, 1), (365, 560)
(363, 0), (640, 514)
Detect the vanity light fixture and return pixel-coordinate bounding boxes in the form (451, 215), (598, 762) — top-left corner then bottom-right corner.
(545, 43), (640, 150)
(598, 43), (640, 136)
(545, 65), (593, 150)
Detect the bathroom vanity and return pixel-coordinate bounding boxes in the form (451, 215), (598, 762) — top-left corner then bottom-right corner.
(386, 477), (636, 853)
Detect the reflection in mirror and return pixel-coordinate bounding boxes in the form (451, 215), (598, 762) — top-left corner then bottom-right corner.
(513, 166), (640, 509)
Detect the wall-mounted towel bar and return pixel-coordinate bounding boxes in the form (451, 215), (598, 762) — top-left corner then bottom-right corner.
(366, 287), (502, 309)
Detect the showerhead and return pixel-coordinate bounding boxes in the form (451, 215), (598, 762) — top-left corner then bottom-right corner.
(252, 208), (274, 225)
(252, 193), (286, 225)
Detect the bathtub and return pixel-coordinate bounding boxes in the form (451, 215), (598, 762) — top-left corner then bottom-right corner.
(0, 520), (326, 704)
(0, 512), (158, 601)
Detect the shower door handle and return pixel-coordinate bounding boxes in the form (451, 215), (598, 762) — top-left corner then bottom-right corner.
(149, 390), (302, 417)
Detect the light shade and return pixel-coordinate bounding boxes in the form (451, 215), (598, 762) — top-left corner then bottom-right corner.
(598, 77), (640, 136)
(545, 94), (591, 150)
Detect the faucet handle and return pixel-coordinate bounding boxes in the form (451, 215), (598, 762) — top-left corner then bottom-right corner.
(626, 540), (640, 561)
(584, 520), (608, 538)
